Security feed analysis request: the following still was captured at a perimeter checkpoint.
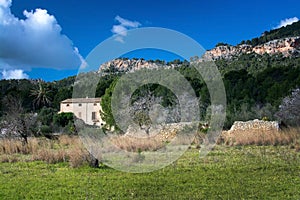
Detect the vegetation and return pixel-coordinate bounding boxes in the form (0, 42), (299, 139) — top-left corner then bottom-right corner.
(240, 21), (300, 46)
(0, 138), (299, 199)
(215, 42), (230, 47)
(99, 54), (300, 129)
(0, 51), (299, 135)
(0, 14), (299, 200)
(275, 88), (300, 126)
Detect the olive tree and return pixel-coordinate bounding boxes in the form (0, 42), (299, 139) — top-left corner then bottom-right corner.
(275, 88), (300, 127)
(1, 95), (37, 144)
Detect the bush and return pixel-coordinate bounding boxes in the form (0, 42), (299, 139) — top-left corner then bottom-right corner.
(53, 112), (74, 127)
(40, 125), (52, 134)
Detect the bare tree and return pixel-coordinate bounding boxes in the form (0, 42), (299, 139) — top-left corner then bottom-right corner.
(1, 95), (37, 144)
(130, 88), (181, 135)
(275, 88), (300, 127)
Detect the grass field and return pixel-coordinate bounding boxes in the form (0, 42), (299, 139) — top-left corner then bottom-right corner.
(0, 144), (299, 199)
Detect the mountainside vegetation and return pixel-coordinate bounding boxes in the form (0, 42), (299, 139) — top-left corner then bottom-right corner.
(0, 54), (299, 134)
(0, 22), (300, 138)
(240, 21), (300, 46)
(99, 56), (300, 129)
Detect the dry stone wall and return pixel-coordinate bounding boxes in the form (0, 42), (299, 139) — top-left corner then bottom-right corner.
(228, 119), (279, 133)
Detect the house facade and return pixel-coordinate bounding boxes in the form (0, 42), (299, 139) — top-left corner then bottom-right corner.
(60, 98), (105, 126)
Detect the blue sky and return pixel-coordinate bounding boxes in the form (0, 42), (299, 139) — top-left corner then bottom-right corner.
(0, 0), (299, 81)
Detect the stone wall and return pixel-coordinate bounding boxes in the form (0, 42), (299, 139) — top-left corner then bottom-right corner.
(228, 119), (279, 133)
(219, 119), (294, 146)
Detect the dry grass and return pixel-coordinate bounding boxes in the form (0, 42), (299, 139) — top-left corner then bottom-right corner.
(110, 135), (164, 152)
(0, 136), (90, 167)
(221, 128), (300, 146)
(1, 128), (299, 166)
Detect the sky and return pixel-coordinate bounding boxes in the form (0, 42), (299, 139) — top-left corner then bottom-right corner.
(0, 0), (299, 81)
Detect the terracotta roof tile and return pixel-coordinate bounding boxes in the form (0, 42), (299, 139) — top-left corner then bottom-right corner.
(61, 98), (101, 104)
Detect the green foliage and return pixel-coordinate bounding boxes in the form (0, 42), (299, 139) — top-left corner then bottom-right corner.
(99, 55), (300, 130)
(95, 74), (118, 97)
(0, 40), (300, 131)
(37, 107), (57, 126)
(100, 78), (119, 130)
(31, 81), (52, 109)
(52, 87), (72, 110)
(0, 79), (36, 115)
(40, 125), (52, 134)
(239, 21), (300, 46)
(215, 42), (230, 47)
(53, 112), (74, 127)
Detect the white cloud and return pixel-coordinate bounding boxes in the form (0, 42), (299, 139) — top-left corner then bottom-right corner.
(115, 15), (140, 28)
(112, 24), (128, 36)
(0, 0), (82, 74)
(111, 15), (141, 43)
(0, 0), (11, 8)
(274, 17), (299, 29)
(2, 69), (29, 79)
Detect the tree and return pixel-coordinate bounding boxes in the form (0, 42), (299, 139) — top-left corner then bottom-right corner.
(1, 95), (37, 144)
(100, 79), (118, 130)
(52, 112), (76, 135)
(53, 112), (75, 127)
(37, 107), (56, 126)
(31, 80), (51, 109)
(275, 88), (300, 126)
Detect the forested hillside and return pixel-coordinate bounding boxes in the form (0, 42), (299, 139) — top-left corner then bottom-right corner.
(0, 21), (299, 136)
(240, 21), (300, 46)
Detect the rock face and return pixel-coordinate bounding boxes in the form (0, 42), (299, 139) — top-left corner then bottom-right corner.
(99, 58), (179, 74)
(203, 37), (300, 60)
(98, 37), (300, 72)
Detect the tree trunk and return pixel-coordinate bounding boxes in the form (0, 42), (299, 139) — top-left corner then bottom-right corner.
(89, 153), (99, 168)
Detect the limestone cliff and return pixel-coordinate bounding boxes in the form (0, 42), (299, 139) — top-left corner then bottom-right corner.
(98, 36), (300, 73)
(203, 37), (300, 60)
(99, 58), (180, 73)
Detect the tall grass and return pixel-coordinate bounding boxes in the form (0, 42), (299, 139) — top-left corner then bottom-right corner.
(110, 135), (164, 152)
(222, 128), (300, 147)
(0, 136), (90, 167)
(1, 127), (299, 167)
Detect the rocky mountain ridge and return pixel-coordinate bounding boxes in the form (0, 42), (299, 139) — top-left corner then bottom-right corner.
(99, 58), (182, 74)
(98, 36), (300, 73)
(203, 36), (300, 60)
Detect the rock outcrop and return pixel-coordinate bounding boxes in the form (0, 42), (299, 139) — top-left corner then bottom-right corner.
(98, 37), (300, 73)
(99, 58), (179, 74)
(203, 37), (300, 60)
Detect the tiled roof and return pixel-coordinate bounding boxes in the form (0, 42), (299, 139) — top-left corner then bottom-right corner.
(61, 98), (101, 104)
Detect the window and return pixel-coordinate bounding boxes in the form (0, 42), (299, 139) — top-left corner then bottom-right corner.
(79, 103), (82, 107)
(66, 104), (70, 107)
(78, 112), (81, 118)
(92, 112), (96, 120)
(94, 103), (97, 106)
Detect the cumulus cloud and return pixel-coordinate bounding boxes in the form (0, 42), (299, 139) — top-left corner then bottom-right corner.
(2, 69), (29, 79)
(0, 0), (83, 77)
(111, 15), (141, 43)
(274, 17), (299, 29)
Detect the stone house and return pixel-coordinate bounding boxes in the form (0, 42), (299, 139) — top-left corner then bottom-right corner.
(60, 98), (105, 126)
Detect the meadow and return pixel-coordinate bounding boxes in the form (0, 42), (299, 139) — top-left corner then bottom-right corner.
(0, 130), (299, 199)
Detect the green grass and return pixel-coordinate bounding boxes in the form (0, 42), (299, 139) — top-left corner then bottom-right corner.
(0, 146), (299, 199)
